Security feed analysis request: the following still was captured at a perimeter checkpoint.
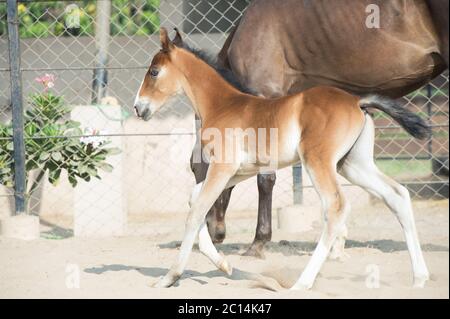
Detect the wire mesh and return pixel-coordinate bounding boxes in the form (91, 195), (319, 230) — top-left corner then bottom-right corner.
(0, 0), (448, 237)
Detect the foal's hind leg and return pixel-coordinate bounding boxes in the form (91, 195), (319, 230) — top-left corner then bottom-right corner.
(339, 116), (429, 287)
(329, 224), (349, 261)
(291, 158), (350, 290)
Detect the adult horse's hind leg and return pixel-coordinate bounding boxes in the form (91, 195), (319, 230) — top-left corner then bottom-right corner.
(205, 187), (233, 243)
(339, 115), (429, 287)
(244, 173), (276, 258)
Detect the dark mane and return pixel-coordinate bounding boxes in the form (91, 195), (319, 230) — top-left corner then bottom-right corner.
(178, 43), (256, 96)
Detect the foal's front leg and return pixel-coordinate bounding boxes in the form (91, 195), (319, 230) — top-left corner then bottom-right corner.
(154, 162), (238, 288)
(191, 150), (232, 244)
(198, 222), (233, 275)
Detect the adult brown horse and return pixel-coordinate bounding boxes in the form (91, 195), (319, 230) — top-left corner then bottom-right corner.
(192, 0), (449, 258)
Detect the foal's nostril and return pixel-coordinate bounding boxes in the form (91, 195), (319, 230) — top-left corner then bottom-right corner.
(141, 108), (151, 121)
(134, 106), (140, 117)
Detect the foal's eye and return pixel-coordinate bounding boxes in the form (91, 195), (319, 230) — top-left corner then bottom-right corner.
(150, 69), (159, 78)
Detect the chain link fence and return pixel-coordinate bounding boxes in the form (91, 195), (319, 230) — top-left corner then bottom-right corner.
(0, 0), (448, 237)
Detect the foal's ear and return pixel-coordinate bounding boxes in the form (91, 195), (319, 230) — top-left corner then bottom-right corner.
(160, 28), (173, 52)
(172, 27), (183, 47)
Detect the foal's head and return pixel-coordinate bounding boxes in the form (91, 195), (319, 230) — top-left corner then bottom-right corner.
(134, 28), (185, 121)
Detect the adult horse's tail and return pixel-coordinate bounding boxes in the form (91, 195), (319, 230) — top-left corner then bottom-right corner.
(359, 95), (431, 140)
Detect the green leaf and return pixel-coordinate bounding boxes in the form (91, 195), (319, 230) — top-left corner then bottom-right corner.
(51, 152), (63, 162)
(64, 146), (75, 153)
(25, 160), (38, 171)
(24, 123), (37, 136)
(98, 163), (113, 173)
(39, 152), (50, 161)
(68, 174), (77, 187)
(69, 160), (79, 166)
(68, 127), (83, 137)
(6, 142), (13, 151)
(86, 167), (97, 177)
(64, 121), (81, 129)
(49, 169), (62, 185)
(104, 148), (121, 155)
(78, 165), (87, 175)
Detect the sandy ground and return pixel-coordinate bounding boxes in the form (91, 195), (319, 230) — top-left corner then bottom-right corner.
(0, 200), (448, 299)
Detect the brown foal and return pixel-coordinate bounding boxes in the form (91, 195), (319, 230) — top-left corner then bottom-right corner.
(134, 28), (430, 289)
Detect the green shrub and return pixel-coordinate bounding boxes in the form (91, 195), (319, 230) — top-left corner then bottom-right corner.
(0, 0), (160, 38)
(0, 74), (120, 211)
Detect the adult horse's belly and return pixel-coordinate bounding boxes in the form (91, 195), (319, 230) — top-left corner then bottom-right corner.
(229, 0), (445, 98)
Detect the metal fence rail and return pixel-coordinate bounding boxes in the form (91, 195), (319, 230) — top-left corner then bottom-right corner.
(0, 0), (448, 236)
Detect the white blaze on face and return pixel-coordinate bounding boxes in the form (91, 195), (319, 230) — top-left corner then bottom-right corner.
(134, 67), (169, 115)
(134, 77), (146, 107)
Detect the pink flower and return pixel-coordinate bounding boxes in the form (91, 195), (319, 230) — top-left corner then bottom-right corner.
(35, 73), (56, 92)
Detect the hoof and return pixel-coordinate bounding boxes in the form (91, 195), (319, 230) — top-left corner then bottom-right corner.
(328, 250), (350, 262)
(413, 275), (429, 288)
(210, 224), (226, 244)
(218, 258), (233, 276)
(151, 277), (167, 288)
(152, 274), (179, 288)
(290, 282), (313, 291)
(212, 234), (225, 244)
(243, 245), (265, 259)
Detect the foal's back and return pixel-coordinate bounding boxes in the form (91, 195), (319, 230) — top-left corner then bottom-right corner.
(244, 86), (365, 134)
(204, 86), (367, 171)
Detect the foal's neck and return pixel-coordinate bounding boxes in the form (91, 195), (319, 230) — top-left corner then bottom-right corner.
(174, 48), (242, 121)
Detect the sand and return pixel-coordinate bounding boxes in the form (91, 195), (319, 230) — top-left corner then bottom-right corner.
(0, 200), (448, 299)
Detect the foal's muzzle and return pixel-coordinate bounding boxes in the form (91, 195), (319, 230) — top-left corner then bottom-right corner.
(134, 100), (152, 121)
